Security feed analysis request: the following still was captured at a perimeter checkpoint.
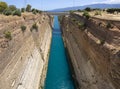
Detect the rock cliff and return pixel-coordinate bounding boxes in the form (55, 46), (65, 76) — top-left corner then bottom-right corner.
(0, 12), (53, 89)
(60, 14), (120, 89)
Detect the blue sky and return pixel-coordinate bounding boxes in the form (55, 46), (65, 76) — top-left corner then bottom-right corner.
(3, 0), (120, 10)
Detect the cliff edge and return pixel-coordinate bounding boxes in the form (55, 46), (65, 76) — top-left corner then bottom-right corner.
(0, 12), (53, 89)
(60, 13), (120, 89)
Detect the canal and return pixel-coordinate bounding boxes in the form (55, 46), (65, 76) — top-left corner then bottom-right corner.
(44, 16), (75, 89)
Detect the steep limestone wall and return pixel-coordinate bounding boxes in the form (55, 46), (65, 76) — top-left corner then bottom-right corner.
(0, 12), (53, 89)
(60, 14), (120, 89)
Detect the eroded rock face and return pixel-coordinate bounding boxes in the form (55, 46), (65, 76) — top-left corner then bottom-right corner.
(0, 13), (53, 89)
(60, 14), (120, 89)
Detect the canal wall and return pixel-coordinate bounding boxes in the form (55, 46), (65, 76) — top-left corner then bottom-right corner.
(0, 13), (53, 89)
(60, 14), (120, 89)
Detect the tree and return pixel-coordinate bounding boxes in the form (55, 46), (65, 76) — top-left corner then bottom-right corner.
(85, 7), (91, 11)
(31, 8), (36, 12)
(21, 8), (25, 12)
(107, 8), (120, 14)
(0, 1), (8, 13)
(26, 4), (31, 12)
(77, 9), (81, 12)
(9, 5), (17, 11)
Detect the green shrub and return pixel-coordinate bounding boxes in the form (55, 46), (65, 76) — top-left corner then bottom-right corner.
(93, 8), (101, 11)
(32, 10), (37, 14)
(77, 9), (81, 12)
(32, 23), (38, 29)
(98, 22), (102, 26)
(21, 8), (25, 12)
(21, 25), (26, 32)
(100, 39), (105, 45)
(41, 86), (44, 89)
(32, 9), (41, 14)
(38, 10), (42, 14)
(94, 11), (101, 16)
(31, 8), (35, 12)
(36, 9), (39, 13)
(71, 18), (76, 22)
(78, 22), (86, 31)
(3, 9), (12, 16)
(106, 22), (113, 28)
(84, 7), (91, 12)
(13, 9), (21, 16)
(9, 5), (17, 11)
(107, 8), (120, 14)
(83, 11), (90, 19)
(31, 23), (38, 32)
(4, 31), (12, 40)
(0, 2), (8, 13)
(69, 10), (74, 14)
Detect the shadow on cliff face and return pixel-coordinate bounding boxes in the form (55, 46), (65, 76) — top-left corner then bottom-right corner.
(59, 13), (120, 89)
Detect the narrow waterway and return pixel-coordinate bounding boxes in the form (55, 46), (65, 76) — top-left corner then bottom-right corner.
(44, 16), (75, 89)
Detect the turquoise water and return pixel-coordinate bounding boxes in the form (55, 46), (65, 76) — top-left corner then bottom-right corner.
(44, 16), (75, 89)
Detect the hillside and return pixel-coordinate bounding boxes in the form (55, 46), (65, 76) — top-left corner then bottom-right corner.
(50, 4), (120, 12)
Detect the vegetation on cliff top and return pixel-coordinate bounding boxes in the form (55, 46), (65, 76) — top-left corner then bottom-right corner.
(9, 5), (17, 11)
(0, 1), (42, 41)
(82, 11), (90, 19)
(0, 2), (8, 13)
(0, 1), (42, 16)
(26, 4), (32, 12)
(107, 8), (120, 14)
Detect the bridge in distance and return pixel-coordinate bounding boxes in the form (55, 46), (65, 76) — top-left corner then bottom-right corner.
(46, 12), (70, 15)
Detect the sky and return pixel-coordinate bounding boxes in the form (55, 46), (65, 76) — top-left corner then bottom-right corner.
(2, 0), (120, 10)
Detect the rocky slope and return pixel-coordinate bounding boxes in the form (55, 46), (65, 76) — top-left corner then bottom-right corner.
(60, 13), (120, 89)
(0, 12), (53, 89)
